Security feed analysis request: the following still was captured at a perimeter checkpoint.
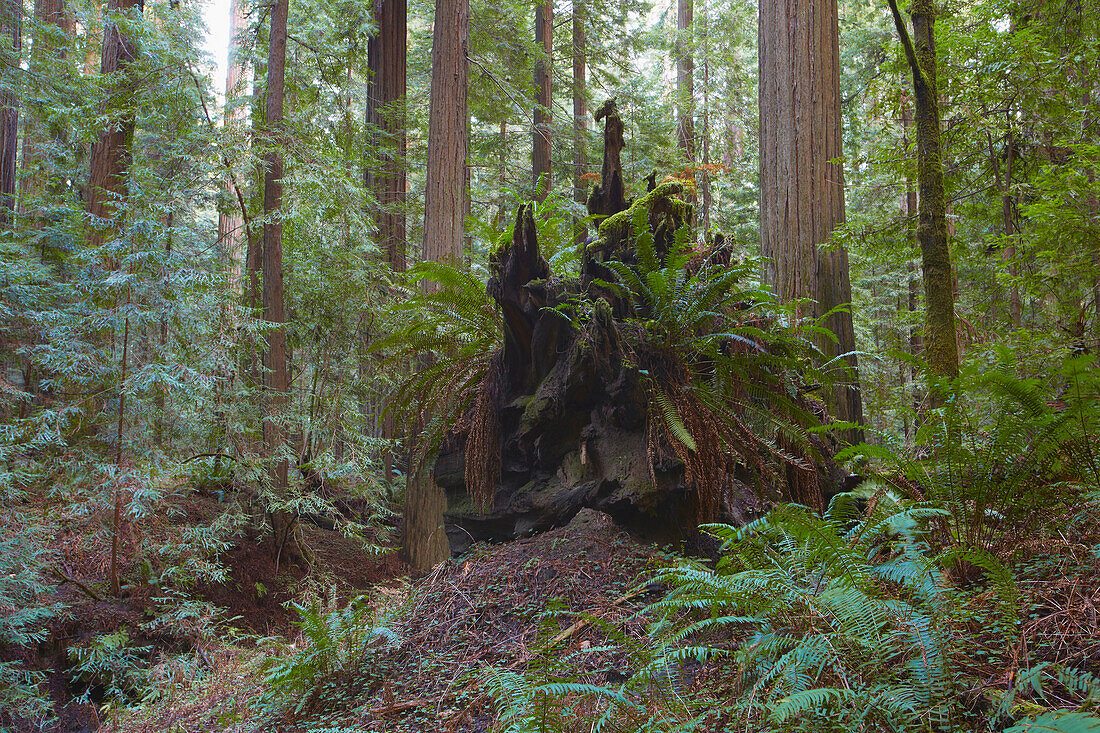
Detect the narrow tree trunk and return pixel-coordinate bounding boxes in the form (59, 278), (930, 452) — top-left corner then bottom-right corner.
(262, 0), (296, 561)
(700, 28), (712, 235)
(572, 0), (586, 241)
(87, 0), (143, 246)
(888, 0), (960, 398)
(901, 97), (923, 427)
(218, 0), (248, 282)
(366, 0), (408, 486)
(987, 121), (1020, 327)
(367, 0), (408, 270)
(0, 0), (21, 224)
(675, 0), (694, 162)
(497, 119), (508, 229)
(246, 22), (267, 316)
(407, 0), (469, 573)
(532, 0), (552, 202)
(759, 0), (864, 439)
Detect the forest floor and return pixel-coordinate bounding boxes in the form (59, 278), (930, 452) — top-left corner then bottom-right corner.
(12, 481), (1100, 733)
(17, 482), (679, 733)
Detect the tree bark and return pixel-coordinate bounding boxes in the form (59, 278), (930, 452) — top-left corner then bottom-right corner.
(367, 0), (407, 271)
(572, 0), (586, 232)
(901, 95), (923, 428)
(218, 0), (248, 283)
(0, 0), (21, 225)
(888, 0), (960, 399)
(262, 0), (296, 559)
(758, 0), (864, 438)
(87, 0), (143, 246)
(407, 0), (469, 573)
(532, 0), (552, 202)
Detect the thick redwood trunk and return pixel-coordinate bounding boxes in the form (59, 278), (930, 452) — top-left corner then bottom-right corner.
(367, 0), (408, 270)
(262, 0), (296, 560)
(759, 0), (864, 438)
(407, 0), (469, 573)
(532, 0), (552, 201)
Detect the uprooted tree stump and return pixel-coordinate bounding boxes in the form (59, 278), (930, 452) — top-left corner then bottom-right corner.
(436, 100), (848, 552)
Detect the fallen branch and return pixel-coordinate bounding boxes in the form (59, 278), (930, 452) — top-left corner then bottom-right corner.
(549, 585), (651, 646)
(51, 569), (104, 601)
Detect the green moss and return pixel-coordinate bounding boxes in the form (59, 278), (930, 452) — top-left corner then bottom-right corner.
(590, 181), (688, 257)
(520, 395), (554, 430)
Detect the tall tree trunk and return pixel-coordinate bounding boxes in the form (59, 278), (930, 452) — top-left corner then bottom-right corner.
(497, 118), (509, 229)
(366, 0), (408, 486)
(700, 14), (712, 236)
(676, 0), (695, 233)
(572, 0), (586, 237)
(407, 0), (468, 573)
(367, 0), (407, 270)
(87, 0), (143, 247)
(532, 0), (552, 201)
(759, 0), (864, 439)
(675, 0), (694, 163)
(262, 0), (296, 562)
(218, 0), (248, 283)
(987, 120), (1020, 327)
(888, 0), (959, 400)
(901, 95), (923, 428)
(246, 22), (267, 316)
(0, 0), (21, 225)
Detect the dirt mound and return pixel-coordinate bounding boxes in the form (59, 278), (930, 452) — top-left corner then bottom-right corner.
(355, 509), (671, 731)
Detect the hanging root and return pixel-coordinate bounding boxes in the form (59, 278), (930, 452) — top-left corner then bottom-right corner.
(646, 364), (823, 523)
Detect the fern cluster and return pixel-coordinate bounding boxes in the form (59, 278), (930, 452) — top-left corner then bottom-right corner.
(259, 592), (398, 717)
(842, 349), (1100, 554)
(484, 496), (1100, 732)
(595, 202), (835, 518)
(647, 497), (964, 731)
(370, 261), (504, 500)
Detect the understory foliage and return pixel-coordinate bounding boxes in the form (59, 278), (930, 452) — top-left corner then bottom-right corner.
(844, 349), (1100, 554)
(370, 260), (504, 501)
(483, 495), (1100, 732)
(596, 206), (839, 517)
(260, 593), (399, 716)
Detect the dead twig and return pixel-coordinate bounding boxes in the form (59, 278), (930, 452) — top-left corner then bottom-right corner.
(50, 568), (104, 601)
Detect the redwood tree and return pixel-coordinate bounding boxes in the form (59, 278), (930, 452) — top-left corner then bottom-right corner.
(758, 0), (865, 436)
(532, 0), (552, 201)
(87, 0), (143, 244)
(406, 0), (468, 573)
(367, 0), (407, 270)
(261, 0), (296, 558)
(0, 0), (19, 224)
